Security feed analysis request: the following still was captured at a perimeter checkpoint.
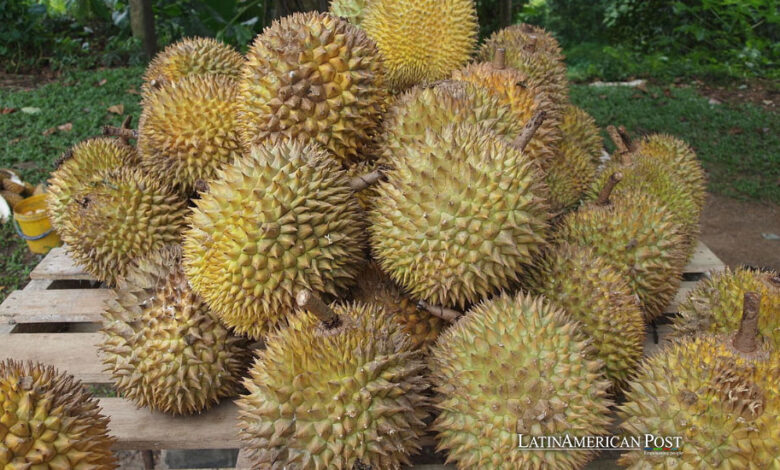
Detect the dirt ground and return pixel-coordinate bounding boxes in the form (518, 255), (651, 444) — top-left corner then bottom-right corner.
(701, 193), (779, 270)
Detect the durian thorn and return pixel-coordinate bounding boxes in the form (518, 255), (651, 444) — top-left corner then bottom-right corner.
(732, 292), (761, 354)
(493, 48), (506, 69)
(348, 169), (385, 192)
(416, 300), (461, 322)
(595, 172), (622, 206)
(512, 110), (546, 153)
(103, 125), (138, 141)
(296, 289), (341, 329)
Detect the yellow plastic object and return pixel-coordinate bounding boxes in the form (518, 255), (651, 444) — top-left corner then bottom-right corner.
(12, 194), (62, 254)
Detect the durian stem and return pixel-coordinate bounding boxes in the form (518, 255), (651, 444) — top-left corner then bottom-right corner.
(417, 300), (461, 322)
(493, 48), (506, 69)
(512, 110), (546, 152)
(119, 115), (134, 146)
(607, 125), (632, 164)
(296, 289), (341, 329)
(595, 172), (623, 206)
(618, 126), (636, 151)
(732, 292), (761, 353)
(349, 170), (384, 192)
(103, 125), (138, 141)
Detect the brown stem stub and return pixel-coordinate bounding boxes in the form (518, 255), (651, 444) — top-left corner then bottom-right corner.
(493, 48), (507, 69)
(296, 289), (341, 329)
(617, 126), (636, 151)
(103, 125), (138, 140)
(417, 300), (461, 322)
(512, 110), (546, 152)
(607, 125), (629, 154)
(119, 115), (134, 146)
(732, 292), (761, 354)
(349, 169), (385, 192)
(596, 172), (623, 206)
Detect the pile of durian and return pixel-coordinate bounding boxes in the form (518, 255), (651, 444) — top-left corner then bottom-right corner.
(3, 2), (779, 469)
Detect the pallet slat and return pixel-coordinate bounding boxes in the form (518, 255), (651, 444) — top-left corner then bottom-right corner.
(0, 333), (106, 383)
(685, 241), (726, 274)
(0, 289), (114, 324)
(29, 246), (95, 281)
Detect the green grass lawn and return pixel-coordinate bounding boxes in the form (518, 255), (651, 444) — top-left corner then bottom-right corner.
(0, 67), (778, 302)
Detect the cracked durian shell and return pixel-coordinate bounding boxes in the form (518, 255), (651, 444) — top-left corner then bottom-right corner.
(0, 359), (117, 469)
(238, 12), (387, 165)
(430, 292), (613, 469)
(237, 302), (429, 469)
(100, 245), (250, 415)
(370, 123), (551, 309)
(361, 0), (477, 91)
(183, 139), (367, 339)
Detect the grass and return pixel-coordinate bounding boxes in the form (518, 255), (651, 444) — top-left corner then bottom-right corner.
(0, 66), (778, 303)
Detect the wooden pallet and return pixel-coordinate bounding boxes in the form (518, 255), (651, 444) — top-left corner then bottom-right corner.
(0, 242), (725, 469)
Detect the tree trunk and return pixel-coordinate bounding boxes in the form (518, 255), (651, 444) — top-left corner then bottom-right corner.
(129, 0), (156, 58)
(501, 0), (513, 28)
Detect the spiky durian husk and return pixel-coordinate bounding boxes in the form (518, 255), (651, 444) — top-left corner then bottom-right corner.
(183, 139), (367, 339)
(370, 123), (550, 309)
(237, 302), (429, 469)
(634, 133), (707, 209)
(672, 267), (780, 346)
(378, 80), (523, 166)
(0, 359), (116, 469)
(100, 245), (250, 415)
(430, 292), (613, 469)
(555, 190), (686, 321)
(142, 37), (243, 96)
(619, 336), (780, 468)
(329, 0), (371, 25)
(351, 261), (446, 351)
(47, 138), (137, 230)
(452, 62), (561, 167)
(138, 75), (242, 194)
(545, 138), (597, 211)
(561, 105), (603, 165)
(238, 12), (386, 165)
(524, 243), (645, 388)
(361, 0), (477, 91)
(481, 23), (563, 58)
(57, 167), (187, 286)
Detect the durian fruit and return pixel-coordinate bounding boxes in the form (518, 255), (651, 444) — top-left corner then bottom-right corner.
(619, 292), (780, 468)
(561, 104), (603, 165)
(237, 291), (429, 469)
(0, 190), (23, 209)
(142, 37), (243, 95)
(481, 23), (563, 58)
(673, 267), (780, 346)
(343, 158), (382, 210)
(524, 243), (645, 388)
(47, 137), (138, 229)
(430, 292), (613, 469)
(0, 359), (116, 469)
(183, 139), (367, 340)
(100, 245), (250, 415)
(138, 75), (243, 194)
(351, 261), (446, 351)
(634, 133), (707, 209)
(379, 80), (524, 166)
(370, 122), (550, 309)
(238, 12), (387, 165)
(329, 0), (371, 25)
(452, 60), (561, 167)
(555, 175), (686, 321)
(361, 0), (478, 91)
(57, 167), (188, 286)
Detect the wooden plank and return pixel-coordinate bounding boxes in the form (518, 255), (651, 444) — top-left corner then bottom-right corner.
(0, 333), (106, 384)
(102, 398), (239, 450)
(29, 246), (95, 281)
(684, 241), (725, 274)
(0, 324), (15, 335)
(0, 289), (113, 324)
(23, 279), (53, 291)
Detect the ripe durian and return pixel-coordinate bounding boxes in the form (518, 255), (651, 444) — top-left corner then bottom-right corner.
(57, 167), (188, 286)
(561, 104), (603, 165)
(524, 243), (645, 387)
(142, 37), (243, 95)
(329, 0), (371, 25)
(370, 122), (550, 309)
(100, 245), (250, 415)
(351, 261), (446, 351)
(634, 133), (707, 209)
(0, 359), (116, 469)
(673, 267), (780, 346)
(481, 23), (563, 58)
(238, 12), (386, 165)
(138, 75), (243, 194)
(620, 292), (779, 468)
(47, 138), (137, 230)
(379, 80), (524, 166)
(452, 59), (561, 166)
(555, 174), (686, 321)
(430, 292), (613, 469)
(361, 0), (478, 90)
(183, 139), (367, 339)
(237, 291), (429, 469)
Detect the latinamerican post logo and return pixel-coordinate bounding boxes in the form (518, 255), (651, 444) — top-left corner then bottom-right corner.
(518, 434), (682, 454)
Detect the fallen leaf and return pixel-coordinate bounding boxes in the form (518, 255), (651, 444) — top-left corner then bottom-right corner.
(630, 93), (643, 99)
(762, 233), (780, 240)
(21, 107), (41, 114)
(727, 127), (743, 135)
(1, 107), (16, 114)
(679, 117), (688, 122)
(9, 138), (21, 145)
(96, 78), (108, 87)
(708, 97), (721, 105)
(651, 93), (659, 99)
(57, 122), (73, 132)
(636, 82), (648, 93)
(763, 99), (773, 106)
(663, 88), (672, 98)
(42, 127), (57, 136)
(599, 94), (607, 100)
(107, 104), (124, 115)
(127, 86), (140, 95)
